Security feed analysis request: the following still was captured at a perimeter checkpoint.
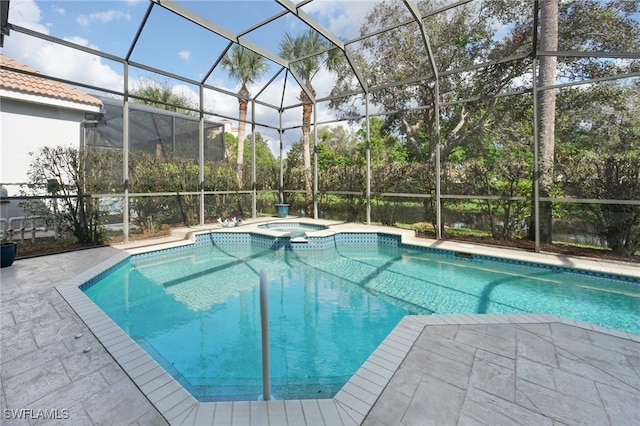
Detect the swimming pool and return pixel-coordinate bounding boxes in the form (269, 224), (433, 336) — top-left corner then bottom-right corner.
(82, 231), (640, 402)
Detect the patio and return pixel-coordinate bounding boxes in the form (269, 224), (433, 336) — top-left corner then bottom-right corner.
(1, 223), (638, 425)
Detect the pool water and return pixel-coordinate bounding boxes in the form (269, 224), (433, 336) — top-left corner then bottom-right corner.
(84, 242), (640, 401)
(85, 245), (411, 401)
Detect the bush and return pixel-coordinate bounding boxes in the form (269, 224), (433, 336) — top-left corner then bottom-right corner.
(24, 146), (105, 244)
(559, 154), (640, 257)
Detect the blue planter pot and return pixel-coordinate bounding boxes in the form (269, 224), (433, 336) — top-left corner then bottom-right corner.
(1, 242), (17, 268)
(275, 204), (290, 218)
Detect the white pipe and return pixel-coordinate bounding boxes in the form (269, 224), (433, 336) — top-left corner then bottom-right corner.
(0, 218), (6, 241)
(259, 268), (271, 401)
(5, 216), (48, 242)
(8, 217), (27, 242)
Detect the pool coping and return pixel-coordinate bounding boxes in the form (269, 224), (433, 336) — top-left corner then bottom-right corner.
(56, 220), (640, 425)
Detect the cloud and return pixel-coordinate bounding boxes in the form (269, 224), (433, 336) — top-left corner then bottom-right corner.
(40, 36), (123, 92)
(7, 0), (46, 31)
(5, 0), (123, 92)
(51, 5), (65, 16)
(179, 50), (190, 61)
(77, 10), (131, 28)
(302, 0), (374, 41)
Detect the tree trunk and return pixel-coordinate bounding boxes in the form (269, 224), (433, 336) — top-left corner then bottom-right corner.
(301, 85), (315, 217)
(533, 0), (558, 243)
(237, 84), (250, 189)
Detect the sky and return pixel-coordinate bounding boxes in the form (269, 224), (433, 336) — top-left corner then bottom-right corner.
(2, 0), (381, 155)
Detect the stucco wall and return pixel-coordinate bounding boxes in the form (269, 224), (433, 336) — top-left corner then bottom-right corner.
(0, 97), (90, 195)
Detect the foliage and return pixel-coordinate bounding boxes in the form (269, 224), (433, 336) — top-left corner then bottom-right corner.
(331, 0), (535, 161)
(128, 152), (200, 231)
(224, 132), (237, 161)
(126, 135), (279, 227)
(280, 29), (345, 215)
(556, 82), (640, 256)
(130, 80), (196, 116)
(221, 46), (268, 89)
(556, 0), (640, 79)
(204, 161), (252, 219)
(226, 132), (279, 194)
(220, 46), (268, 187)
(355, 118), (407, 165)
(319, 164), (367, 221)
(24, 146), (105, 244)
(326, 0), (638, 251)
(318, 126), (359, 160)
(370, 163), (421, 226)
(241, 133), (279, 171)
(559, 154), (640, 256)
(463, 143), (532, 239)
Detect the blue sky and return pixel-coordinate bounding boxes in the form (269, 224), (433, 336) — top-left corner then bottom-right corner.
(3, 0), (379, 153)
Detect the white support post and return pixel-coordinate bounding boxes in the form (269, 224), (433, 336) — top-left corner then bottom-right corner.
(313, 104), (318, 219)
(123, 63), (130, 244)
(365, 93), (371, 225)
(259, 268), (271, 401)
(199, 86), (205, 226)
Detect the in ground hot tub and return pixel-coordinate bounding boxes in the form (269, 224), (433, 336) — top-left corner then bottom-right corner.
(257, 221), (328, 237)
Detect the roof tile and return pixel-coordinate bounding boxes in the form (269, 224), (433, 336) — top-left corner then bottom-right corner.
(0, 54), (102, 107)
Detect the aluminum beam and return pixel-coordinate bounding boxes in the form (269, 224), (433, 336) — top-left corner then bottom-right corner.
(276, 0), (345, 50)
(152, 0), (289, 68)
(404, 0), (442, 239)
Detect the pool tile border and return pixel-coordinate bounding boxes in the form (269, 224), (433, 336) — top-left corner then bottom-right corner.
(56, 222), (640, 425)
(123, 227), (640, 284)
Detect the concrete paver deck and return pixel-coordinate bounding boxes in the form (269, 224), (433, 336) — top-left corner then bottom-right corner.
(1, 220), (639, 425)
(1, 247), (167, 425)
(363, 317), (640, 425)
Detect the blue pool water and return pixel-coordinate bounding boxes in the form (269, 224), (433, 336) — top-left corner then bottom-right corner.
(83, 238), (640, 402)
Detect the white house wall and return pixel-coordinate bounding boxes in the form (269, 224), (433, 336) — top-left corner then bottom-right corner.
(0, 95), (98, 195)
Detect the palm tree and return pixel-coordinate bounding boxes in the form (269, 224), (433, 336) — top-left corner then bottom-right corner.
(279, 29), (343, 216)
(220, 46), (268, 188)
(533, 0), (558, 244)
(131, 82), (195, 115)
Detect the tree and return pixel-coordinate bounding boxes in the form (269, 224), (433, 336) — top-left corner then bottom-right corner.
(286, 126), (356, 171)
(130, 80), (197, 159)
(280, 29), (343, 216)
(331, 0), (638, 242)
(533, 0), (640, 243)
(243, 133), (278, 170)
(355, 118), (407, 165)
(534, 0), (559, 243)
(25, 146), (106, 244)
(556, 82), (640, 256)
(317, 125), (359, 160)
(220, 46), (268, 188)
(331, 1), (534, 162)
(130, 80), (195, 115)
(224, 132), (238, 162)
